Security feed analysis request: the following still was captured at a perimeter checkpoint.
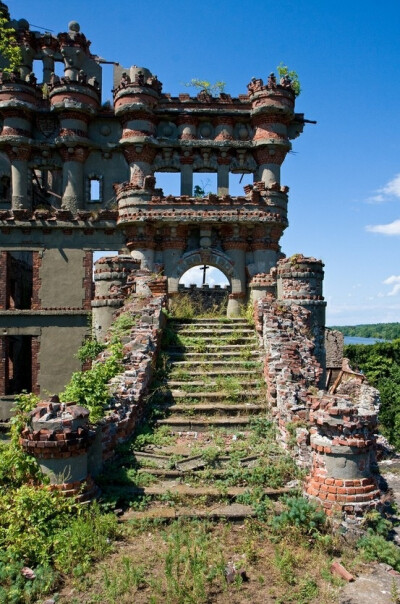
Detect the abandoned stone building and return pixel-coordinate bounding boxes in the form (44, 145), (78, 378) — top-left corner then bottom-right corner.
(0, 3), (383, 520)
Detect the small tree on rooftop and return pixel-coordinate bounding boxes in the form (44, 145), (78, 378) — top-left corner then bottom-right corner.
(277, 63), (301, 96)
(184, 79), (226, 96)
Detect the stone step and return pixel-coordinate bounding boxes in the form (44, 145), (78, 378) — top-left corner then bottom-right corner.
(156, 404), (265, 415)
(167, 351), (262, 359)
(167, 389), (263, 399)
(134, 451), (260, 470)
(171, 327), (256, 335)
(167, 380), (260, 387)
(168, 370), (262, 379)
(121, 503), (257, 522)
(156, 416), (259, 430)
(167, 343), (260, 352)
(110, 484), (292, 499)
(169, 360), (262, 369)
(170, 319), (249, 325)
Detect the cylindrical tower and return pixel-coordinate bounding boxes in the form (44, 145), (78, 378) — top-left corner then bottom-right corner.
(305, 387), (381, 521)
(248, 74), (295, 186)
(277, 255), (326, 380)
(92, 255), (140, 342)
(20, 399), (98, 501)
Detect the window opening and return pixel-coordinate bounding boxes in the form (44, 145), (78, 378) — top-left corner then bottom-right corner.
(89, 178), (101, 202)
(6, 252), (33, 310)
(193, 173), (217, 197)
(154, 172), (180, 196)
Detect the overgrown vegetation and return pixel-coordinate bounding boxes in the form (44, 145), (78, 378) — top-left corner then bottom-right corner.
(277, 62), (301, 96)
(0, 395), (120, 603)
(0, 7), (22, 73)
(331, 322), (400, 340)
(167, 293), (227, 319)
(184, 78), (226, 96)
(345, 339), (400, 449)
(60, 311), (136, 422)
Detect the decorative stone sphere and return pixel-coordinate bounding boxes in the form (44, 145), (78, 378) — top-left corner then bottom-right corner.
(68, 21), (80, 32)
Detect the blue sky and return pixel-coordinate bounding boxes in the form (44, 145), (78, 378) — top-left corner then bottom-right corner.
(11, 0), (400, 325)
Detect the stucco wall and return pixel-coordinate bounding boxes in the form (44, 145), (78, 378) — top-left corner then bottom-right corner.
(39, 248), (86, 308)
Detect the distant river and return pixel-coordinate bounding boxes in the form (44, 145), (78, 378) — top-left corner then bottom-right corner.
(344, 336), (386, 346)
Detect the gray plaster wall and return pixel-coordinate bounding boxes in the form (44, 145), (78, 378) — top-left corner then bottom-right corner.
(39, 248), (86, 308)
(39, 452), (88, 484)
(84, 150), (128, 208)
(38, 324), (88, 394)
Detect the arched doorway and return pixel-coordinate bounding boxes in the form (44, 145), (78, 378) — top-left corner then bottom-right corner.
(174, 265), (230, 316)
(168, 249), (244, 317)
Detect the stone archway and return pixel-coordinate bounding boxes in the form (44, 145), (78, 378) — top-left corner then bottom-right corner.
(168, 248), (244, 316)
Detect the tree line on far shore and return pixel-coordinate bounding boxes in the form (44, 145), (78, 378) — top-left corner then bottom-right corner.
(331, 322), (400, 341)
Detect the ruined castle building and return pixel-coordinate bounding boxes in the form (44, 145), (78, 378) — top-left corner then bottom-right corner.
(0, 6), (312, 412)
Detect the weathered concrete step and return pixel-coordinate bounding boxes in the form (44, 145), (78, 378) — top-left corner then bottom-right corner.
(113, 484), (292, 498)
(158, 404), (265, 415)
(170, 319), (249, 325)
(167, 344), (260, 352)
(169, 361), (262, 369)
(156, 416), (259, 430)
(169, 370), (262, 379)
(121, 503), (257, 522)
(137, 468), (233, 478)
(167, 351), (262, 359)
(167, 380), (260, 387)
(171, 328), (256, 335)
(168, 390), (263, 399)
(134, 451), (259, 470)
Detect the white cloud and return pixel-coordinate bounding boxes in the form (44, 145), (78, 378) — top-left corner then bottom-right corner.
(180, 266), (229, 288)
(381, 174), (400, 198)
(366, 219), (400, 235)
(366, 173), (400, 203)
(383, 275), (400, 296)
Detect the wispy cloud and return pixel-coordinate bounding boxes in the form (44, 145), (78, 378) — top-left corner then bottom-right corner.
(367, 173), (400, 203)
(383, 275), (400, 296)
(366, 219), (400, 235)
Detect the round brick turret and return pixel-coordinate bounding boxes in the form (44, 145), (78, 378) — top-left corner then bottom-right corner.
(20, 399), (97, 501)
(248, 75), (295, 185)
(92, 255), (140, 341)
(277, 255), (326, 381)
(305, 386), (381, 522)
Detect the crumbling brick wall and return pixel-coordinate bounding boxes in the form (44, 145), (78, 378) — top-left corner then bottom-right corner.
(256, 295), (382, 521)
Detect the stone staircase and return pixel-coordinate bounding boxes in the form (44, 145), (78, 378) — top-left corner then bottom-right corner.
(106, 318), (297, 521)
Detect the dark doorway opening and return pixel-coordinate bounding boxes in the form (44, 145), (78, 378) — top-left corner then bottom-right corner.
(6, 252), (33, 310)
(5, 336), (32, 395)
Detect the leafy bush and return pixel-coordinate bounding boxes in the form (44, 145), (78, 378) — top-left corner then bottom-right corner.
(77, 338), (106, 363)
(0, 485), (119, 601)
(0, 393), (43, 489)
(272, 496), (326, 537)
(60, 341), (123, 422)
(357, 533), (400, 570)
